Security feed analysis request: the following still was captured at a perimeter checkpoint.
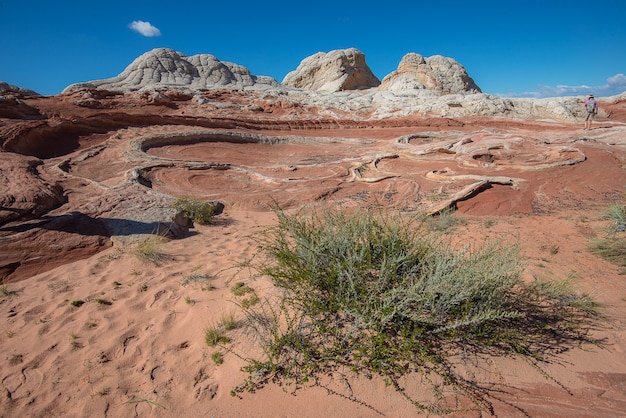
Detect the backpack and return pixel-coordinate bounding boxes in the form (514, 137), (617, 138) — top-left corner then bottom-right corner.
(586, 99), (597, 113)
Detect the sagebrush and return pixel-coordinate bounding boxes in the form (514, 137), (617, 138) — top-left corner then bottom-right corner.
(235, 207), (598, 414)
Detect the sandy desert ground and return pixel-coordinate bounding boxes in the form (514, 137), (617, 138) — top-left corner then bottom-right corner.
(1, 91), (626, 417)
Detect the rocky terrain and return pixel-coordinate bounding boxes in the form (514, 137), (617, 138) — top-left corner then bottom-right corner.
(1, 48), (626, 417)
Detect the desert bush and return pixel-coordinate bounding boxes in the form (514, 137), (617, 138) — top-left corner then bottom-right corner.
(173, 197), (215, 225)
(235, 207), (598, 413)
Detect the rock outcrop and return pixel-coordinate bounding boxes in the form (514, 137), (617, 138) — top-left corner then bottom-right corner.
(62, 48), (280, 94)
(282, 48), (381, 92)
(379, 53), (481, 95)
(0, 153), (65, 225)
(0, 82), (40, 96)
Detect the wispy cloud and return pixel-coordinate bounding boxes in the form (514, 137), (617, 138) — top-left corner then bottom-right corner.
(502, 73), (626, 98)
(128, 20), (161, 37)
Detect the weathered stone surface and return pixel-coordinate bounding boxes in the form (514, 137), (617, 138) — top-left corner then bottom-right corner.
(62, 48), (280, 94)
(379, 53), (481, 95)
(0, 81), (40, 96)
(282, 48), (381, 92)
(0, 153), (65, 225)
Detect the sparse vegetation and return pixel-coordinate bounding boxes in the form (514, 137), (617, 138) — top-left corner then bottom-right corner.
(182, 267), (213, 287)
(589, 236), (626, 269)
(70, 300), (85, 307)
(94, 298), (112, 305)
(173, 197), (215, 225)
(483, 218), (496, 228)
(211, 351), (224, 365)
(426, 207), (464, 232)
(241, 293), (260, 308)
(205, 313), (240, 347)
(96, 387), (110, 396)
(204, 327), (231, 347)
(231, 282), (253, 297)
(235, 207), (598, 413)
(219, 312), (239, 331)
(1, 282), (19, 298)
(602, 202), (626, 232)
(589, 201), (626, 271)
(135, 236), (168, 264)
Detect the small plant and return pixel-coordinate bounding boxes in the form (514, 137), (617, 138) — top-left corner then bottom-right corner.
(184, 296), (195, 305)
(138, 283), (148, 292)
(135, 236), (168, 265)
(201, 283), (216, 291)
(211, 351), (224, 365)
(0, 282), (18, 298)
(589, 236), (626, 268)
(550, 244), (560, 255)
(483, 218), (496, 228)
(71, 300), (85, 307)
(113, 281), (122, 289)
(97, 387), (110, 396)
(231, 282), (253, 297)
(230, 282), (253, 296)
(204, 327), (231, 347)
(589, 201), (626, 270)
(241, 293), (260, 308)
(603, 202), (626, 232)
(219, 312), (239, 331)
(70, 333), (82, 349)
(173, 197), (215, 225)
(204, 313), (239, 348)
(95, 298), (112, 305)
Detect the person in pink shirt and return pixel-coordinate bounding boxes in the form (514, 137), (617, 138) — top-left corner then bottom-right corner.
(584, 94), (598, 130)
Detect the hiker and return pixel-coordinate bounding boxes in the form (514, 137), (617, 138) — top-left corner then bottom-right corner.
(584, 94), (598, 130)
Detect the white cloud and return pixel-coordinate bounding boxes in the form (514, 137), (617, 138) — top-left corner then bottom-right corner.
(128, 20), (161, 37)
(501, 73), (626, 98)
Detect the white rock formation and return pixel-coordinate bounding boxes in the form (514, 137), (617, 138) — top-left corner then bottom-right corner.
(282, 48), (381, 93)
(379, 53), (481, 95)
(56, 47), (610, 122)
(62, 48), (279, 93)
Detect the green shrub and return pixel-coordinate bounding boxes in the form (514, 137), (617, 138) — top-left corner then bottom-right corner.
(235, 207), (598, 413)
(173, 197), (215, 225)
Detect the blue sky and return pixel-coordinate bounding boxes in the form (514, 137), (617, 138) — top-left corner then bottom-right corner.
(1, 0), (625, 98)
